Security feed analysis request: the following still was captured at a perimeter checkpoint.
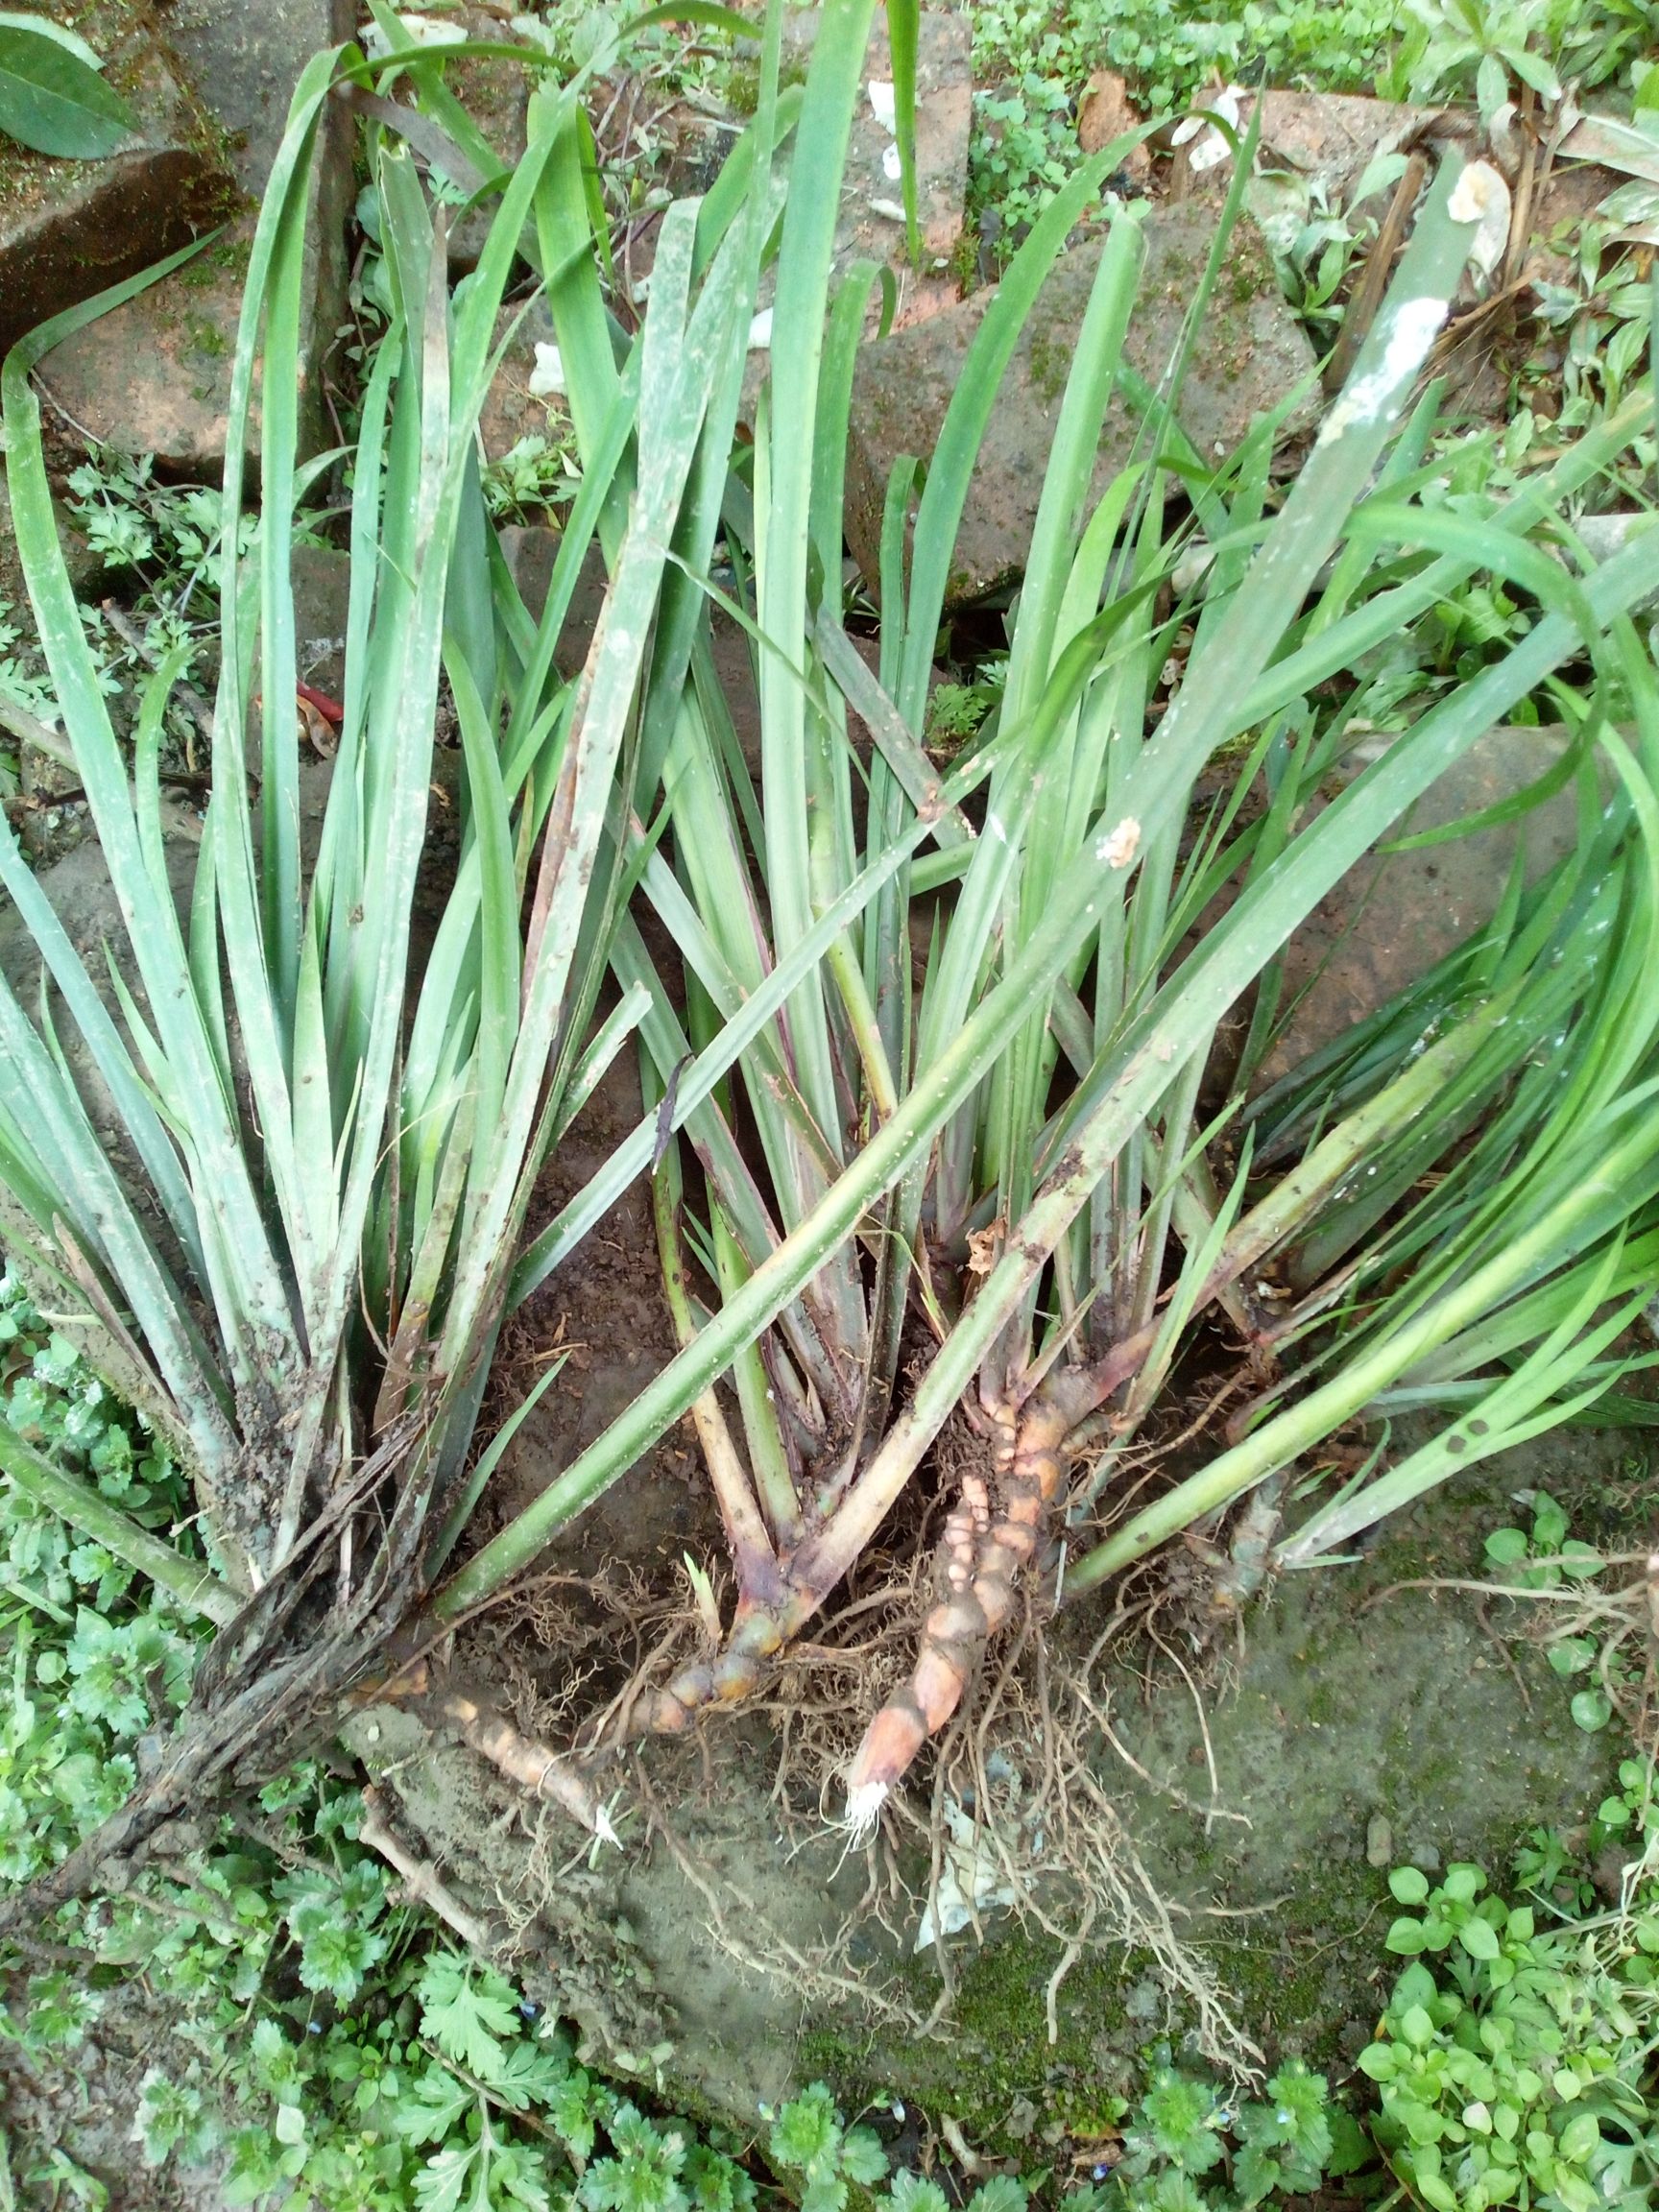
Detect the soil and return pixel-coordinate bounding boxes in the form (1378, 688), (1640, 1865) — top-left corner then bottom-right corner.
(480, 1043), (719, 1575)
(348, 1144), (1644, 2143)
(0, 2026), (220, 2212)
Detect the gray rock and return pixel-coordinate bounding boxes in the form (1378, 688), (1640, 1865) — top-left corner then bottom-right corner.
(0, 0), (232, 355)
(1240, 90), (1426, 210)
(0, 476), (98, 612)
(782, 6), (972, 270)
(36, 0), (356, 477)
(496, 523), (608, 679)
(289, 541), (352, 698)
(1252, 724), (1586, 1087)
(443, 8), (532, 275)
(845, 204), (1318, 606)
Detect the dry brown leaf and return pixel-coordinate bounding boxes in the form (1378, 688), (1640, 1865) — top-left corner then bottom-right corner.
(298, 695), (337, 758)
(966, 1219), (1004, 1278)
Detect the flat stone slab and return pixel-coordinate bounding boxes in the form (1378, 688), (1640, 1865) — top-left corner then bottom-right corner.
(444, 6), (532, 274)
(289, 541), (352, 698)
(0, 0), (232, 355)
(36, 0), (355, 476)
(846, 204), (1319, 605)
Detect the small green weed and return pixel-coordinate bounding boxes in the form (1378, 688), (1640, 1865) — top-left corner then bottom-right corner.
(0, 1274), (205, 1887)
(1531, 228), (1659, 437)
(1362, 1843), (1659, 2211)
(1482, 1489), (1605, 1597)
(924, 675), (999, 759)
(1399, 0), (1659, 117)
(1482, 1490), (1635, 1735)
(765, 2082), (889, 2212)
(483, 432), (582, 525)
(1358, 1527), (1659, 2212)
(963, 0), (1658, 254)
(1514, 1756), (1659, 1918)
(965, 0), (1404, 237)
(0, 447), (289, 796)
(1060, 2052), (1365, 2211)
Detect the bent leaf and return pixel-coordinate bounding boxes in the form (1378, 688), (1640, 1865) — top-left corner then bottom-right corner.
(0, 20), (136, 156)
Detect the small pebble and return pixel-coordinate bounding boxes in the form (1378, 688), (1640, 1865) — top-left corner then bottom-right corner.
(1124, 1977), (1161, 2021)
(1365, 1814), (1392, 1868)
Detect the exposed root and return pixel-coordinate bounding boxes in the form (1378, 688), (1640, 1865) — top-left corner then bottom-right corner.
(943, 1608), (1263, 2079)
(842, 1780), (889, 1841)
(845, 1385), (1078, 1809)
(440, 1481), (1267, 2075)
(438, 1689), (619, 1843)
(358, 1785), (496, 1950)
(723, 1543), (1261, 2079)
(630, 1760), (925, 2034)
(622, 1626), (784, 1735)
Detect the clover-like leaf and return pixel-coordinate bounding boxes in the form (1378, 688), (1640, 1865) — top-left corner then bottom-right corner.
(1570, 1690), (1613, 1734)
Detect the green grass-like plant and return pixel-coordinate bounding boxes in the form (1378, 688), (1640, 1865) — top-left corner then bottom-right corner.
(2, 0), (1659, 1877)
(420, 58), (1659, 1816)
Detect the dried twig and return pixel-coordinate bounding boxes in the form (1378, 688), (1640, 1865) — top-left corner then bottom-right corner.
(1325, 151), (1430, 394)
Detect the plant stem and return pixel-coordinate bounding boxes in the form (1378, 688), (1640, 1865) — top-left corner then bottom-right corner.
(0, 1419), (237, 1625)
(650, 1154), (781, 1599)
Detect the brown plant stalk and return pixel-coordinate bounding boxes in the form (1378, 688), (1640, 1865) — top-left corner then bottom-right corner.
(841, 1380), (1080, 1828)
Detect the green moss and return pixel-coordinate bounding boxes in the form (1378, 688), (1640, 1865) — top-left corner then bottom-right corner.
(178, 228), (254, 289)
(1207, 1857), (1395, 2071)
(721, 61), (761, 115)
(1027, 329), (1070, 407)
(792, 1926), (1143, 2156)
